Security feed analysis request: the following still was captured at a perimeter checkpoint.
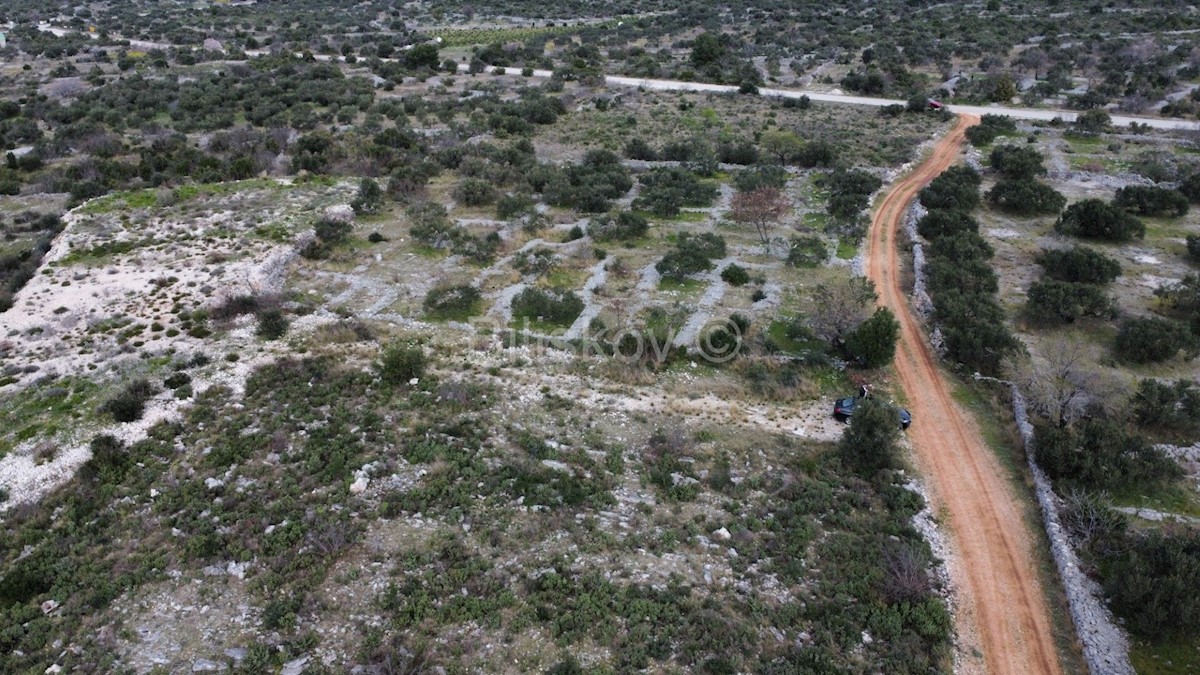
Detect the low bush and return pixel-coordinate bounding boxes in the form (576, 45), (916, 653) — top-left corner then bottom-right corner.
(1033, 419), (1180, 493)
(379, 342), (426, 385)
(839, 397), (901, 476)
(511, 287), (584, 326)
(590, 211), (649, 242)
(916, 210), (978, 240)
(255, 308), (289, 339)
(986, 179), (1066, 215)
(918, 165), (980, 211)
(1025, 280), (1115, 325)
(1113, 185), (1189, 217)
(1131, 378), (1200, 433)
(989, 144), (1047, 180)
(786, 236), (827, 266)
(423, 285), (482, 320)
(845, 307), (900, 368)
(101, 378), (157, 423)
(720, 263), (750, 286)
(1035, 246), (1121, 284)
(1114, 317), (1194, 363)
(1056, 199), (1145, 242)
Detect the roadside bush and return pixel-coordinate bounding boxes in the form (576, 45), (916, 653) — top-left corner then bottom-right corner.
(720, 263), (750, 286)
(927, 231), (993, 262)
(839, 397), (901, 476)
(916, 209), (978, 240)
(1113, 185), (1189, 217)
(1025, 280), (1115, 325)
(986, 179), (1066, 215)
(932, 290), (1020, 375)
(101, 378), (157, 423)
(423, 285), (482, 320)
(918, 165), (980, 211)
(786, 236), (827, 266)
(1056, 199), (1145, 242)
(255, 308), (289, 339)
(844, 307), (900, 369)
(965, 114), (1016, 146)
(379, 342), (426, 384)
(1114, 317), (1194, 363)
(511, 287), (584, 326)
(1035, 246), (1121, 284)
(825, 169), (882, 221)
(590, 211), (648, 242)
(926, 258), (998, 296)
(1033, 419), (1180, 492)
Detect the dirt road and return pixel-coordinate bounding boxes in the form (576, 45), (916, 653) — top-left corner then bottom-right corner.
(866, 115), (1064, 675)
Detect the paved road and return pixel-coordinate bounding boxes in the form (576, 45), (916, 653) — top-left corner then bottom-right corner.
(481, 66), (1200, 130)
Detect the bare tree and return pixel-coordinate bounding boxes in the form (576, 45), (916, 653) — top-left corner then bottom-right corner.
(808, 277), (877, 346)
(1010, 338), (1123, 428)
(730, 187), (790, 247)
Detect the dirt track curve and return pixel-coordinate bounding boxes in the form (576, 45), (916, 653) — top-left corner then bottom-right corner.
(867, 115), (1064, 675)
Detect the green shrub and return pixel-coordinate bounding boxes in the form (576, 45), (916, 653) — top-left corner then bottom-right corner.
(1102, 531), (1200, 639)
(1035, 246), (1121, 284)
(927, 231), (993, 261)
(511, 287), (584, 326)
(351, 177), (384, 215)
(454, 178), (497, 207)
(255, 308), (289, 339)
(496, 193), (535, 219)
(916, 210), (978, 240)
(1187, 235), (1200, 263)
(986, 179), (1066, 215)
(989, 144), (1047, 180)
(379, 342), (426, 384)
(918, 165), (980, 211)
(1025, 280), (1115, 325)
(423, 285), (482, 320)
(786, 236), (827, 266)
(1113, 185), (1189, 217)
(1056, 199), (1145, 242)
(314, 216), (352, 244)
(720, 263), (750, 286)
(845, 307), (900, 368)
(1131, 378), (1200, 432)
(734, 165), (789, 192)
(101, 378), (157, 423)
(589, 211), (648, 242)
(839, 397), (901, 476)
(1033, 419), (1180, 492)
(1114, 317), (1193, 363)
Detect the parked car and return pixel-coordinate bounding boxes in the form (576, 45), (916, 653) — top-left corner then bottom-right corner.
(833, 395), (912, 429)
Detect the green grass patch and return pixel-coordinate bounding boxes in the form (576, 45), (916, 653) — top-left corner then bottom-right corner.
(657, 277), (705, 292)
(60, 238), (158, 264)
(0, 377), (101, 461)
(802, 212), (829, 229)
(1131, 634), (1200, 674)
(1110, 483), (1200, 519)
(836, 238), (858, 260)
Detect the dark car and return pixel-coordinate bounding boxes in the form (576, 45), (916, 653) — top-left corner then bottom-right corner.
(833, 396), (912, 430)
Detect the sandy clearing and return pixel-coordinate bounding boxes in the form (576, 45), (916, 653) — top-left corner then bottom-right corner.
(866, 115), (1064, 675)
